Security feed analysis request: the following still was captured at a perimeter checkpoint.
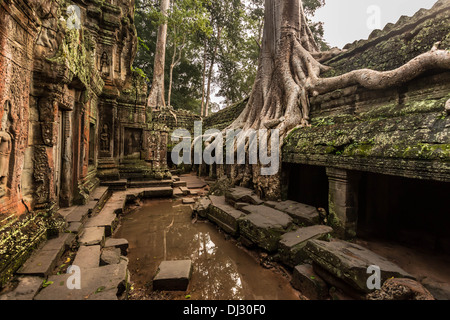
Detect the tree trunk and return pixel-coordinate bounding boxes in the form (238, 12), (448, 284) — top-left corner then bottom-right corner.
(147, 0), (170, 111)
(204, 26), (222, 118)
(200, 42), (208, 117)
(220, 0), (450, 200)
(168, 29), (185, 109)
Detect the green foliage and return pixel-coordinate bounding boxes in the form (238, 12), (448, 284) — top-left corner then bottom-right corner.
(134, 0), (328, 113)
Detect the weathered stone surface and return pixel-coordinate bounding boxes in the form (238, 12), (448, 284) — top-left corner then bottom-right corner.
(225, 187), (264, 206)
(291, 264), (329, 300)
(305, 239), (414, 293)
(72, 246), (101, 269)
(153, 260), (192, 291)
(193, 197), (211, 218)
(182, 198), (195, 205)
(421, 278), (450, 300)
(142, 187), (174, 198)
(104, 238), (129, 256)
(34, 261), (129, 300)
(90, 186), (109, 202)
(265, 200), (320, 226)
(17, 234), (74, 277)
(367, 278), (435, 300)
(208, 196), (246, 236)
(238, 205), (293, 252)
(78, 227), (105, 247)
(0, 276), (43, 300)
(173, 188), (184, 197)
(100, 247), (122, 266)
(278, 225), (333, 267)
(100, 180), (128, 191)
(67, 222), (83, 234)
(173, 181), (187, 188)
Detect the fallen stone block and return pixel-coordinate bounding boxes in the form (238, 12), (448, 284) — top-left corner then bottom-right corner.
(305, 239), (414, 294)
(34, 261), (129, 300)
(0, 276), (43, 300)
(153, 260), (192, 292)
(72, 246), (101, 269)
(278, 225), (333, 268)
(182, 198), (196, 205)
(104, 238), (129, 256)
(225, 187), (263, 206)
(173, 188), (184, 197)
(291, 264), (328, 300)
(173, 181), (187, 188)
(193, 197), (211, 218)
(265, 200), (319, 226)
(142, 187), (174, 198)
(208, 196), (246, 236)
(84, 209), (117, 238)
(238, 205), (293, 253)
(17, 234), (75, 277)
(100, 247), (122, 266)
(79, 227), (105, 247)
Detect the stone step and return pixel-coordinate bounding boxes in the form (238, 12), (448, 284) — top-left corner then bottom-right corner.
(83, 191), (127, 237)
(225, 187), (264, 207)
(90, 186), (109, 202)
(0, 276), (43, 300)
(173, 188), (184, 197)
(238, 205), (293, 253)
(78, 227), (105, 247)
(33, 261), (129, 300)
(153, 260), (192, 292)
(173, 181), (187, 188)
(182, 198), (195, 205)
(305, 239), (414, 294)
(278, 225), (333, 268)
(265, 200), (320, 226)
(72, 245), (101, 269)
(172, 176), (180, 182)
(208, 196), (246, 237)
(141, 187), (173, 199)
(100, 180), (128, 191)
(179, 186), (190, 195)
(128, 179), (173, 188)
(104, 238), (129, 256)
(291, 264), (329, 300)
(17, 234), (75, 277)
(65, 201), (97, 224)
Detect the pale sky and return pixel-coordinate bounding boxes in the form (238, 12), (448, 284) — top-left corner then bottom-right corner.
(312, 0), (439, 48)
(213, 0), (439, 108)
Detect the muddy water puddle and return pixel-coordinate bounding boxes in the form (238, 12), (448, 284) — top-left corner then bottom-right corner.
(114, 199), (300, 300)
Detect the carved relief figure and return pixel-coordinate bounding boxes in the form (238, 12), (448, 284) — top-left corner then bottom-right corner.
(100, 52), (110, 76)
(100, 124), (110, 152)
(0, 102), (12, 197)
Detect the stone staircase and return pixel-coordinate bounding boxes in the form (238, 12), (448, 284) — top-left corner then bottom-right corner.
(193, 186), (434, 300)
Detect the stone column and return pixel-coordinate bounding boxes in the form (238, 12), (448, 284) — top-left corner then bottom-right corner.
(326, 167), (360, 239)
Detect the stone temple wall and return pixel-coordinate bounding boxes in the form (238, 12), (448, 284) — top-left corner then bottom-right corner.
(0, 0), (144, 286)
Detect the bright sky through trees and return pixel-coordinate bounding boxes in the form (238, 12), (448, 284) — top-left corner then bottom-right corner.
(312, 0), (438, 48)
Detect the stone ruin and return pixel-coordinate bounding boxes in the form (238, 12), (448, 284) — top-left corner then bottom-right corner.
(0, 0), (449, 300)
(0, 0), (200, 286)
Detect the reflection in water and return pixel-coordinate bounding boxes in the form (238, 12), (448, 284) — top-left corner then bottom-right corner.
(115, 199), (299, 300)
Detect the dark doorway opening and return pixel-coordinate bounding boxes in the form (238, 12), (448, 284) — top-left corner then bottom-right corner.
(284, 163), (329, 212)
(357, 172), (450, 253)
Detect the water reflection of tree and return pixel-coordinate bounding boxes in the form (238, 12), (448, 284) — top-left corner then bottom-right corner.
(167, 218), (246, 300)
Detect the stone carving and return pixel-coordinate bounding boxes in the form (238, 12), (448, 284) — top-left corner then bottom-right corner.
(0, 102), (12, 197)
(100, 52), (110, 76)
(100, 124), (110, 152)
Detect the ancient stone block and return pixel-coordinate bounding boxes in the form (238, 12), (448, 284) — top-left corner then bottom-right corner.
(265, 200), (320, 226)
(291, 264), (329, 300)
(208, 196), (246, 236)
(153, 260), (192, 292)
(305, 239), (414, 293)
(238, 205), (293, 253)
(278, 225), (333, 267)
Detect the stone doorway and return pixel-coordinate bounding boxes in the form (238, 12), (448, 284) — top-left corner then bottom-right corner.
(124, 128), (143, 159)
